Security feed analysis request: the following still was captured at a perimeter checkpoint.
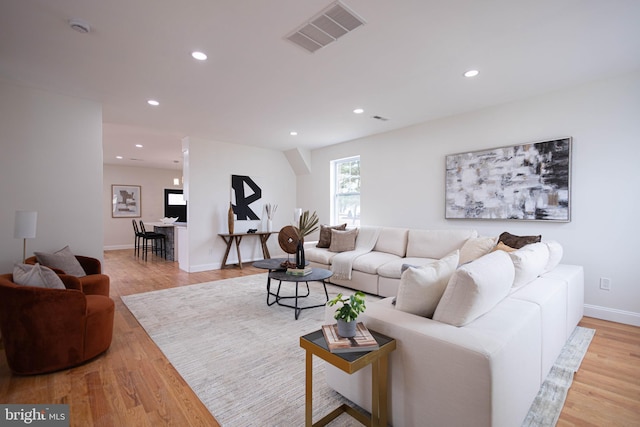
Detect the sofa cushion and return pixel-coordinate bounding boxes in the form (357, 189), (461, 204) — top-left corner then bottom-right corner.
(406, 229), (477, 259)
(509, 242), (550, 288)
(543, 240), (563, 273)
(395, 251), (459, 318)
(329, 228), (358, 252)
(373, 227), (409, 257)
(34, 245), (87, 277)
(433, 250), (515, 326)
(498, 231), (541, 249)
(378, 257), (439, 279)
(353, 251), (401, 275)
(13, 263), (66, 289)
(304, 247), (337, 265)
(316, 224), (347, 248)
(459, 236), (497, 265)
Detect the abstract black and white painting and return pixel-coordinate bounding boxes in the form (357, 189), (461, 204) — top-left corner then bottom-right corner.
(445, 138), (571, 222)
(230, 175), (263, 221)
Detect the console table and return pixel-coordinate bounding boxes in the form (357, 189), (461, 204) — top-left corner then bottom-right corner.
(218, 231), (275, 269)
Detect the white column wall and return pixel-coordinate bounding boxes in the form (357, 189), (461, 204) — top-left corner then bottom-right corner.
(0, 80), (103, 271)
(185, 137), (297, 272)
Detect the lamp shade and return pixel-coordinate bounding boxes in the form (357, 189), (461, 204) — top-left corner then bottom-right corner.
(14, 210), (38, 239)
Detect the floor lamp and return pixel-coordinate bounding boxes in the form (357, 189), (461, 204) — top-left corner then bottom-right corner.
(14, 210), (37, 263)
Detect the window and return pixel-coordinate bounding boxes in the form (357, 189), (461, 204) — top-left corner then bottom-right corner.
(332, 156), (360, 226)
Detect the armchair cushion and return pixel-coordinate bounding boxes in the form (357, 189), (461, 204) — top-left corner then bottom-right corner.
(34, 245), (86, 277)
(13, 263), (65, 289)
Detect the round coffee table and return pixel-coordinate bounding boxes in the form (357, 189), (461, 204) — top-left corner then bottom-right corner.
(253, 258), (309, 307)
(268, 268), (333, 320)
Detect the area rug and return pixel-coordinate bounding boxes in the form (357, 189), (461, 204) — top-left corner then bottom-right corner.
(122, 274), (594, 427)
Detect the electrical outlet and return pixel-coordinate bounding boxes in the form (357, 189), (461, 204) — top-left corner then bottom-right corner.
(600, 277), (611, 291)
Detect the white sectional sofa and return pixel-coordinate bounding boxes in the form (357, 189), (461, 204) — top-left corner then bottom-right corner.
(316, 227), (584, 427)
(306, 227), (478, 296)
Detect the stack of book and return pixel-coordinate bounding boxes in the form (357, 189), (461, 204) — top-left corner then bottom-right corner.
(286, 267), (312, 276)
(321, 322), (380, 353)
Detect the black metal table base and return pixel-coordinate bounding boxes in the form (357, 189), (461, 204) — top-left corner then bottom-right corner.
(271, 280), (329, 319)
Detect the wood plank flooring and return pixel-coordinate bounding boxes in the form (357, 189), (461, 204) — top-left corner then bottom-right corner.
(1, 249), (638, 426)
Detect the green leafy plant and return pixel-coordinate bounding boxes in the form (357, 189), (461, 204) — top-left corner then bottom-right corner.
(295, 210), (319, 241)
(328, 291), (367, 322)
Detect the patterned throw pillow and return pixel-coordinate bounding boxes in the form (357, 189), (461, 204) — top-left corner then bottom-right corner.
(316, 224), (347, 248)
(13, 263), (66, 289)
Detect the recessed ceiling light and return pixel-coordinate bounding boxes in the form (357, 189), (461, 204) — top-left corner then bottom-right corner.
(353, 108), (364, 114)
(464, 69), (479, 78)
(191, 51), (208, 61)
(147, 99), (159, 106)
(290, 131), (298, 136)
(135, 144), (143, 148)
(116, 156), (123, 159)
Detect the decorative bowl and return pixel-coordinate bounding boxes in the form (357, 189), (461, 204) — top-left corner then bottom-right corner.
(160, 217), (179, 224)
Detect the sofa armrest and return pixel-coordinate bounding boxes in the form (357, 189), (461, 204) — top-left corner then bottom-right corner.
(327, 296), (542, 427)
(59, 274), (82, 291)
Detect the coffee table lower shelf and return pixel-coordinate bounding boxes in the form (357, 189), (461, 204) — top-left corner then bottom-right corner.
(300, 329), (396, 427)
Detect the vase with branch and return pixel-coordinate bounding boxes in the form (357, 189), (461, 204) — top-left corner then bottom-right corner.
(294, 210), (318, 268)
(265, 203), (277, 232)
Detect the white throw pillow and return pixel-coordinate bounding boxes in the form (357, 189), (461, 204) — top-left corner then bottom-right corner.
(509, 242), (550, 288)
(395, 251), (460, 318)
(13, 263), (66, 289)
(458, 236), (497, 265)
(433, 251), (514, 327)
(34, 245), (86, 277)
(543, 240), (563, 273)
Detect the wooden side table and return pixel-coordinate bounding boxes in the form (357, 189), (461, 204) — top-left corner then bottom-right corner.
(218, 231), (275, 268)
(300, 329), (396, 427)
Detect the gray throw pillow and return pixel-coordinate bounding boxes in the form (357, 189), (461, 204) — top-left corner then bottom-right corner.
(329, 228), (358, 252)
(34, 245), (86, 277)
(13, 263), (66, 289)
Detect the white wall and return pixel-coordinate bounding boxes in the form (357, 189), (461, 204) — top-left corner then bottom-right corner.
(185, 137), (297, 272)
(103, 164), (182, 249)
(299, 71), (640, 325)
(0, 80), (103, 272)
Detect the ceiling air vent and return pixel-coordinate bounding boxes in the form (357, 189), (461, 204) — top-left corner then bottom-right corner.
(286, 2), (366, 53)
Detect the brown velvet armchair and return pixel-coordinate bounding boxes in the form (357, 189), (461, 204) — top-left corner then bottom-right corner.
(25, 255), (110, 296)
(0, 273), (114, 375)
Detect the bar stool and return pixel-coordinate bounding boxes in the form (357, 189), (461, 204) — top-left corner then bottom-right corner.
(132, 219), (144, 257)
(139, 221), (166, 261)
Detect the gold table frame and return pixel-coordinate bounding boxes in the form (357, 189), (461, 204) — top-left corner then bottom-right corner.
(300, 329), (396, 427)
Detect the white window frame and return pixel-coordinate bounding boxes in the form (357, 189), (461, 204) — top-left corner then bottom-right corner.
(331, 155), (360, 226)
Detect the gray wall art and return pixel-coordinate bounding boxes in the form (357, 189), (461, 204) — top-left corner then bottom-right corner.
(445, 138), (572, 222)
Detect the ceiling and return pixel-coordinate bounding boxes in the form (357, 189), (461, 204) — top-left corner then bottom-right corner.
(2, 0), (639, 170)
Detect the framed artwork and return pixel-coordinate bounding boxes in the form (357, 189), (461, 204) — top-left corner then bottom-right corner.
(230, 175), (263, 221)
(445, 137), (572, 222)
(112, 185), (141, 218)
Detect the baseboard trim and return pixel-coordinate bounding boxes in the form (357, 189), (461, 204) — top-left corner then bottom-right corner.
(584, 304), (640, 327)
(105, 244), (135, 251)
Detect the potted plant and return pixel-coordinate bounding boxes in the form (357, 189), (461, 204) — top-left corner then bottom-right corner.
(328, 291), (367, 337)
(294, 210), (318, 268)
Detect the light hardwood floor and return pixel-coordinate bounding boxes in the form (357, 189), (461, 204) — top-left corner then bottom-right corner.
(1, 249), (638, 426)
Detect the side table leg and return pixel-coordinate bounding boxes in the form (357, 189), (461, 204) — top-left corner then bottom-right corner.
(234, 236), (243, 268)
(305, 352), (313, 427)
(372, 359), (381, 427)
(220, 236), (233, 268)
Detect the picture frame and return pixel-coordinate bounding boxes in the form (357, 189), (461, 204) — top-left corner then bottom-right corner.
(112, 185), (141, 218)
(445, 137), (572, 222)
